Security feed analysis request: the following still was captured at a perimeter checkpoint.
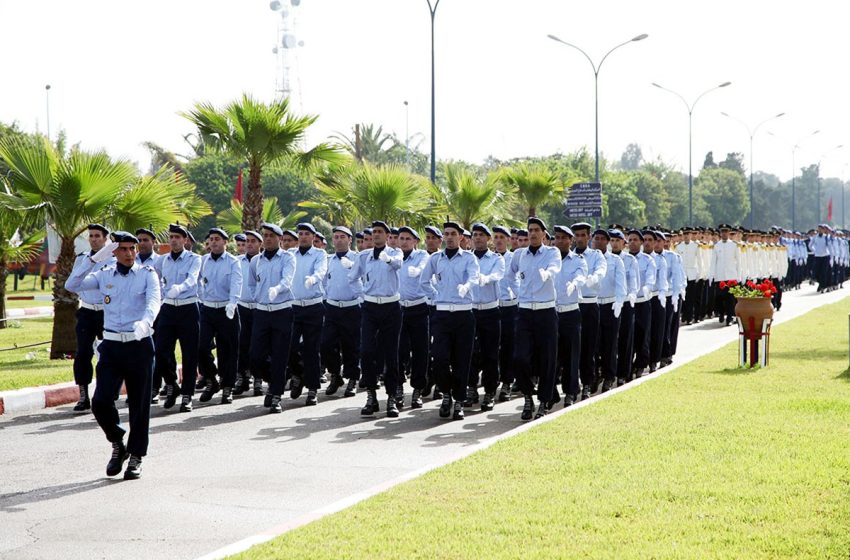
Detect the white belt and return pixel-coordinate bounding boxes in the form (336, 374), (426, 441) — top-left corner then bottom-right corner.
(103, 331), (144, 343)
(238, 301), (256, 310)
(79, 301), (103, 311)
(363, 294), (400, 304)
(255, 302), (292, 312)
(163, 297), (199, 306)
(578, 297), (598, 304)
(325, 298), (361, 308)
(400, 297), (428, 308)
(634, 296), (649, 304)
(499, 299), (518, 307)
(473, 301), (499, 311)
(518, 301), (556, 310)
(650, 291), (659, 297)
(435, 303), (473, 312)
(557, 303), (579, 313)
(202, 301), (229, 309)
(598, 296), (617, 305)
(291, 297), (324, 307)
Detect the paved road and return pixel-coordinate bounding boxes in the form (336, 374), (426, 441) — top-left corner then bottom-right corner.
(1, 284), (846, 560)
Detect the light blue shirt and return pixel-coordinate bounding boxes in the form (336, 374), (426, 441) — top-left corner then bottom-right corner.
(249, 249), (295, 305)
(663, 250), (685, 297)
(348, 246), (403, 297)
(598, 251), (628, 304)
(497, 251), (519, 302)
(135, 252), (160, 268)
(67, 252), (115, 305)
(575, 247), (607, 299)
(199, 251), (243, 305)
(291, 246), (328, 301)
(555, 251), (588, 306)
(238, 253), (258, 303)
(811, 234), (830, 257)
(471, 250), (505, 305)
(399, 249), (431, 302)
(617, 251), (640, 299)
(632, 250), (656, 296)
(506, 245), (561, 304)
(65, 261), (160, 333)
(155, 250), (202, 299)
(653, 252), (669, 294)
(420, 249), (480, 305)
(324, 250), (363, 302)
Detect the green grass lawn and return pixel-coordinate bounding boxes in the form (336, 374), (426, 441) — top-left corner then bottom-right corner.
(4, 273), (53, 309)
(0, 318), (70, 391)
(231, 300), (850, 560)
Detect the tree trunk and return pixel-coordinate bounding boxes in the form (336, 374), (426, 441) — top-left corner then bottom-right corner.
(528, 205), (536, 218)
(242, 163), (264, 232)
(0, 262), (7, 330)
(50, 236), (79, 359)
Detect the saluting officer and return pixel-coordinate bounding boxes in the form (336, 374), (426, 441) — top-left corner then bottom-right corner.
(571, 222), (607, 400)
(627, 229), (656, 378)
(322, 226), (362, 398)
(289, 222), (328, 406)
(67, 223), (114, 413)
(493, 225), (518, 402)
(65, 231), (160, 480)
(506, 217), (560, 420)
(420, 220), (479, 420)
(248, 223), (296, 413)
(610, 229), (639, 386)
(348, 220), (403, 418)
(234, 230), (263, 397)
(396, 226), (431, 409)
(154, 224), (202, 412)
(468, 223), (505, 411)
(196, 228), (243, 407)
(552, 225), (587, 407)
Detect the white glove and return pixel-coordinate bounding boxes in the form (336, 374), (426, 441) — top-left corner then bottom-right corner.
(340, 257), (354, 269)
(378, 251), (391, 263)
(658, 293), (666, 308)
(165, 286), (181, 299)
(613, 301), (623, 318)
(681, 291), (687, 301)
(565, 281), (576, 297)
(457, 284), (469, 298)
(304, 276), (317, 289)
(641, 285), (650, 299)
(407, 266), (421, 278)
(672, 297), (679, 313)
(628, 293), (636, 306)
(268, 286), (280, 300)
(132, 321), (152, 341)
(225, 303), (237, 319)
(585, 275), (598, 289)
(538, 268), (550, 282)
(91, 241), (119, 263)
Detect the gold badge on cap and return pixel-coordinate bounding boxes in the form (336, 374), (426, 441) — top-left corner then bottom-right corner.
(104, 295), (111, 305)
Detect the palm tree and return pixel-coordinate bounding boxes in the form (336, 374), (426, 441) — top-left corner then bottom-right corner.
(216, 197), (306, 233)
(0, 212), (42, 329)
(0, 136), (211, 357)
(332, 123), (395, 163)
(430, 164), (518, 228)
(182, 94), (342, 231)
(499, 164), (563, 217)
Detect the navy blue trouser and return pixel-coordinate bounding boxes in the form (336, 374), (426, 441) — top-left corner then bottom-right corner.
(250, 308), (293, 396)
(155, 303), (200, 397)
(557, 309), (582, 396)
(471, 307), (501, 394)
(499, 304), (516, 386)
(616, 302), (635, 381)
(238, 306), (254, 376)
(398, 303), (430, 390)
(631, 301), (651, 372)
(360, 301), (402, 395)
(650, 297), (666, 365)
(92, 337), (154, 457)
(662, 296), (676, 360)
(321, 303), (361, 381)
(579, 302), (600, 389)
(291, 303), (324, 391)
(598, 302), (621, 385)
(430, 309), (475, 401)
(515, 307), (558, 403)
(74, 307), (103, 386)
(199, 305), (240, 388)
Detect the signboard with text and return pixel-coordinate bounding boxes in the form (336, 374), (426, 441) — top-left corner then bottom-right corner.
(563, 182), (602, 218)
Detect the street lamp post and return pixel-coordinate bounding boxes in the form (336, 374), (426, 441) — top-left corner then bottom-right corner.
(816, 145), (844, 224)
(45, 84), (51, 141)
(548, 33), (648, 184)
(403, 100), (410, 167)
(720, 111), (786, 229)
(426, 0), (440, 184)
(767, 130), (819, 231)
(652, 81), (731, 225)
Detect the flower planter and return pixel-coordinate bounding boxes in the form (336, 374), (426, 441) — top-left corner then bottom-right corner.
(734, 296), (774, 367)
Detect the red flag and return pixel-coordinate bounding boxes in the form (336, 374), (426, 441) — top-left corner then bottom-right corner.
(234, 168), (244, 203)
(828, 197), (833, 222)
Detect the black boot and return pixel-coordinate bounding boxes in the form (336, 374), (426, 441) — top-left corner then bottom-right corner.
(73, 384), (90, 412)
(581, 386), (592, 401)
(360, 389), (379, 416)
(305, 390), (318, 406)
(411, 388), (423, 409)
(163, 383), (179, 409)
(534, 401), (547, 420)
(199, 378), (220, 402)
(290, 376), (304, 400)
(179, 395), (193, 412)
(124, 455), (142, 480)
(386, 397), (399, 418)
(521, 396), (534, 420)
(326, 374), (344, 396)
(343, 378), (357, 397)
(394, 387), (404, 409)
(463, 387), (479, 407)
(106, 441), (127, 477)
(452, 401), (464, 420)
(269, 395), (282, 413)
(481, 392), (495, 411)
(253, 377), (264, 396)
(221, 387), (233, 404)
(498, 382), (511, 402)
(438, 394), (452, 418)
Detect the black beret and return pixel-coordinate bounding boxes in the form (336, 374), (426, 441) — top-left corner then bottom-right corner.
(608, 229), (625, 240)
(443, 221), (463, 233)
(87, 223), (110, 236)
(296, 222), (317, 234)
(626, 229), (644, 239)
(233, 233), (247, 242)
(641, 230), (657, 240)
(186, 230), (196, 244)
(168, 223), (189, 237)
(471, 223), (492, 237)
(546, 233), (554, 240)
(510, 227), (518, 234)
(363, 227), (374, 236)
(553, 225), (574, 237)
(607, 223), (625, 231)
(424, 225), (443, 239)
(396, 226), (419, 240)
(390, 227), (400, 235)
(516, 229), (529, 237)
(261, 223), (283, 236)
(135, 227), (155, 240)
(354, 232), (364, 240)
(527, 216), (547, 231)
(592, 228), (611, 240)
(718, 223), (732, 230)
(207, 227), (229, 240)
(282, 229), (298, 240)
(493, 225), (511, 237)
(110, 230), (138, 244)
(570, 222), (592, 232)
(244, 230), (262, 242)
(371, 220), (391, 233)
(332, 226), (353, 237)
(462, 229), (472, 238)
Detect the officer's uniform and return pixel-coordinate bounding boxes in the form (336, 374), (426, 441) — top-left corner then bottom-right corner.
(248, 224), (296, 413)
(676, 234), (700, 324)
(572, 223), (607, 399)
(65, 231), (160, 479)
(234, 231), (261, 396)
(629, 232), (656, 377)
(553, 225), (587, 405)
(494, 225), (519, 402)
(420, 221), (480, 420)
(397, 227), (431, 407)
(662, 241), (685, 363)
(710, 227), (740, 324)
(614, 234), (639, 385)
(649, 234), (669, 369)
(595, 235), (627, 391)
(811, 229), (831, 292)
(197, 229), (243, 405)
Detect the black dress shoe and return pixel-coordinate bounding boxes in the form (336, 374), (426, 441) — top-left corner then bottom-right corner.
(124, 455), (142, 480)
(481, 392), (495, 411)
(438, 395), (452, 418)
(421, 384), (433, 398)
(601, 380), (613, 393)
(290, 376), (304, 400)
(343, 378), (357, 397)
(521, 396), (534, 421)
(463, 387), (479, 407)
(394, 387), (404, 409)
(361, 389), (379, 416)
(150, 391), (159, 404)
(179, 396), (193, 412)
(534, 402), (547, 420)
(196, 377), (208, 391)
(452, 402), (464, 420)
(326, 374), (344, 396)
(411, 389), (423, 409)
(221, 387), (233, 404)
(199, 379), (220, 403)
(581, 387), (592, 401)
(233, 374), (250, 396)
(263, 393), (272, 408)
(163, 383), (179, 409)
(73, 384), (90, 412)
(253, 378), (265, 396)
(269, 395), (282, 413)
(386, 398), (399, 418)
(432, 388), (443, 400)
(564, 394), (577, 407)
(106, 441), (127, 477)
(305, 390), (318, 406)
(498, 382), (511, 402)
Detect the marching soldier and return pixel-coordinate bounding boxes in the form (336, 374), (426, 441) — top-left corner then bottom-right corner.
(552, 225), (586, 406)
(424, 225), (443, 254)
(281, 229), (298, 251)
(248, 223), (296, 413)
(515, 229), (529, 249)
(610, 229), (639, 386)
(571, 222), (607, 400)
(135, 227), (160, 267)
(422, 225), (442, 398)
(234, 230), (262, 397)
(196, 228), (243, 406)
(646, 230), (668, 371)
(361, 227), (374, 250)
(419, 220), (479, 420)
(67, 223), (114, 413)
(592, 229), (627, 392)
(65, 231), (160, 480)
(322, 226), (362, 398)
(627, 229), (655, 378)
(397, 226), (431, 408)
(388, 227), (400, 249)
(493, 225), (518, 402)
(154, 224), (202, 412)
(662, 232), (685, 365)
(313, 231), (327, 250)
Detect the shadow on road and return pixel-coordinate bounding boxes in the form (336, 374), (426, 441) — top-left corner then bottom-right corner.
(0, 479), (120, 513)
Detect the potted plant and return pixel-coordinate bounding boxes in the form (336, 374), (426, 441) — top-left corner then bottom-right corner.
(724, 279), (777, 337)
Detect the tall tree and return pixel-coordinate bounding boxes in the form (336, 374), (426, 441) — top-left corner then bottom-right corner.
(429, 164), (516, 228)
(0, 207), (42, 328)
(619, 143), (644, 171)
(696, 167), (749, 226)
(498, 164), (562, 217)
